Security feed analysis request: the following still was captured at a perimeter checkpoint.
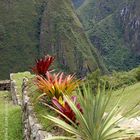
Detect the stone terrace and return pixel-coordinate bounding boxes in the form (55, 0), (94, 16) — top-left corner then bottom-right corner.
(0, 80), (10, 91)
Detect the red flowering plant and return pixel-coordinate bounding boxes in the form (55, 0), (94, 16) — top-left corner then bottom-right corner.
(51, 96), (83, 124)
(34, 71), (80, 101)
(32, 55), (55, 77)
(31, 54), (83, 128)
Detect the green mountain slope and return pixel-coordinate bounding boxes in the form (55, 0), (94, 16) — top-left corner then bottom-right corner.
(38, 0), (107, 76)
(76, 0), (140, 71)
(0, 0), (106, 79)
(0, 0), (44, 79)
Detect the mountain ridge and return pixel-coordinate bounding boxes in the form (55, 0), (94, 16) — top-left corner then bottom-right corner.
(76, 0), (140, 71)
(39, 0), (107, 76)
(0, 0), (106, 79)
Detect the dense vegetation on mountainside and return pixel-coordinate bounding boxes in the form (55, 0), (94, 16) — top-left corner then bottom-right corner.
(0, 0), (45, 79)
(38, 0), (106, 76)
(75, 0), (140, 71)
(87, 66), (140, 89)
(0, 0), (106, 80)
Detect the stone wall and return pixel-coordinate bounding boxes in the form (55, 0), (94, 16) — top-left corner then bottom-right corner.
(22, 78), (52, 140)
(10, 74), (21, 105)
(10, 80), (19, 105)
(0, 80), (10, 91)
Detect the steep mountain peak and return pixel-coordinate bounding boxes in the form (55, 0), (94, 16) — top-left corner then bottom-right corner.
(39, 0), (106, 76)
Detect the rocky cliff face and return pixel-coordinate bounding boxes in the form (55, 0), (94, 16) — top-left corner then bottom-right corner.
(119, 0), (140, 55)
(76, 0), (123, 28)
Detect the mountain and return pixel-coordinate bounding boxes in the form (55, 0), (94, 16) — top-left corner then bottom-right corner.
(119, 0), (140, 55)
(0, 0), (106, 79)
(0, 0), (44, 79)
(76, 0), (140, 71)
(39, 0), (106, 77)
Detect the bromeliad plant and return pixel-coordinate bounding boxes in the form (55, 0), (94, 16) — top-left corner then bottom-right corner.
(34, 72), (80, 99)
(44, 83), (140, 140)
(32, 54), (82, 130)
(51, 96), (83, 124)
(32, 55), (55, 77)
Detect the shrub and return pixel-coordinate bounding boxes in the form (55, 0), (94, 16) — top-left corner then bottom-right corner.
(51, 96), (82, 124)
(32, 55), (55, 77)
(34, 72), (80, 100)
(86, 69), (138, 90)
(45, 84), (140, 140)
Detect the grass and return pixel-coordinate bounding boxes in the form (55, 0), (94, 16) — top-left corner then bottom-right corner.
(0, 91), (22, 140)
(0, 72), (31, 139)
(34, 102), (57, 131)
(107, 82), (140, 112)
(28, 89), (57, 131)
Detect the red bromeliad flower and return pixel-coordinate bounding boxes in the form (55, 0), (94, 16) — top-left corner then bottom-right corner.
(52, 96), (83, 124)
(32, 55), (55, 77)
(35, 72), (80, 99)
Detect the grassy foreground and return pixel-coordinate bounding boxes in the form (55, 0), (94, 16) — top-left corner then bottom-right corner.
(11, 72), (140, 133)
(0, 91), (22, 140)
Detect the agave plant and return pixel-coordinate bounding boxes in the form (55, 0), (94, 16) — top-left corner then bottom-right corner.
(44, 83), (140, 140)
(32, 55), (55, 77)
(52, 96), (83, 124)
(34, 72), (80, 99)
